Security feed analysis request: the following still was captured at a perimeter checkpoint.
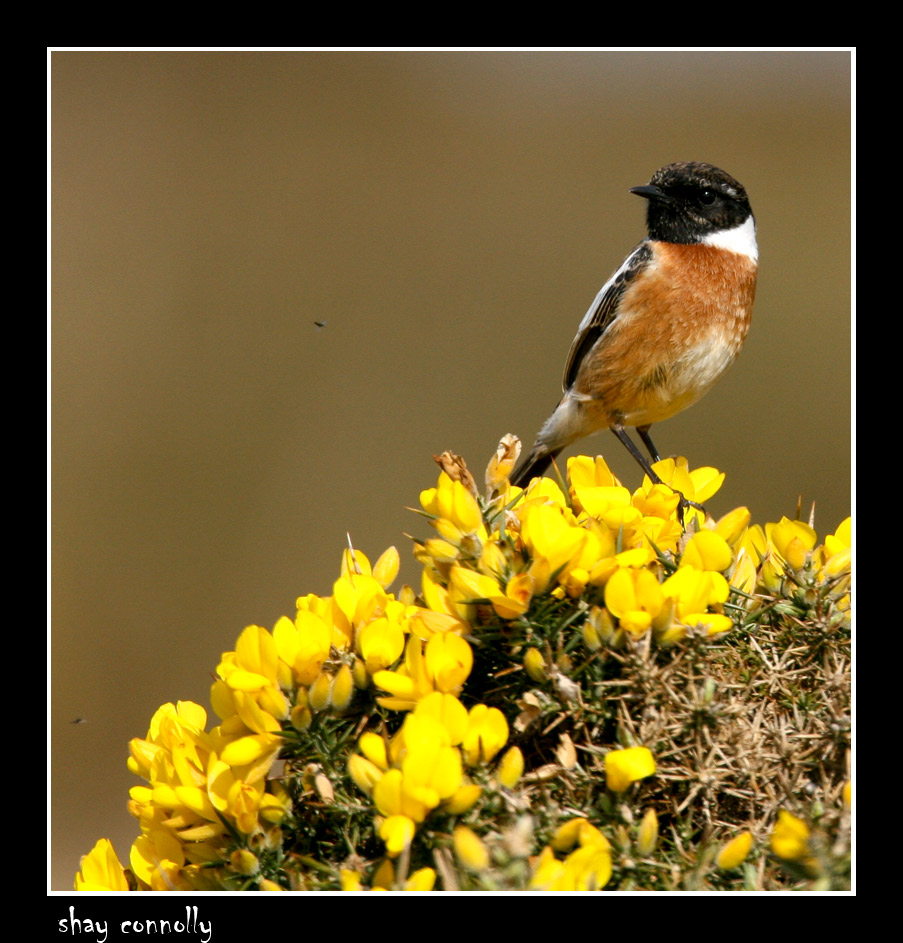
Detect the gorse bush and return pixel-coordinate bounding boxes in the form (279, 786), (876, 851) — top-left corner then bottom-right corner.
(75, 439), (852, 892)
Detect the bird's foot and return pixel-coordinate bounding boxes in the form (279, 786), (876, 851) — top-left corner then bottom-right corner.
(674, 490), (706, 526)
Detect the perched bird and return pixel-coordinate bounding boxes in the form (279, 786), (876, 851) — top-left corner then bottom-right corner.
(511, 161), (757, 493)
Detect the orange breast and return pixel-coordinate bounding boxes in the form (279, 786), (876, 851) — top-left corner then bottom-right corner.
(572, 243), (757, 427)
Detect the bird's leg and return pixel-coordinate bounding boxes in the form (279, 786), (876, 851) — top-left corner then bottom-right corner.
(610, 425), (705, 517)
(636, 425), (661, 463)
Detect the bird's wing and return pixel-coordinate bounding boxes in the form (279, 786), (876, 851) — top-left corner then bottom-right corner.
(561, 240), (652, 392)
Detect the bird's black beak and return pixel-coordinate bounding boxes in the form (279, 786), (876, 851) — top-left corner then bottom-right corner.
(629, 184), (672, 203)
(630, 185), (674, 203)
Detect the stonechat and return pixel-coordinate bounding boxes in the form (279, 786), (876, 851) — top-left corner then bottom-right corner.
(511, 161), (757, 494)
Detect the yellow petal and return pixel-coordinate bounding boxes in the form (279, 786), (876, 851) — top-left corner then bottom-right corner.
(636, 808), (659, 856)
(681, 530), (733, 572)
(453, 825), (490, 872)
(379, 814), (417, 857)
(604, 746), (656, 793)
(220, 733), (282, 768)
(716, 831), (753, 870)
(373, 546), (400, 589)
(770, 810), (810, 860)
(497, 746), (524, 789)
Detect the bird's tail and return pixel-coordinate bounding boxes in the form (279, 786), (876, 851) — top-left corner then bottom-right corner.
(510, 447), (562, 489)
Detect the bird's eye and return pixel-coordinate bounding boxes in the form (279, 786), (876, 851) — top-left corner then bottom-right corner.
(698, 189), (717, 206)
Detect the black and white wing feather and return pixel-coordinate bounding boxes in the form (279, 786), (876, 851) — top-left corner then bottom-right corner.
(561, 241), (652, 391)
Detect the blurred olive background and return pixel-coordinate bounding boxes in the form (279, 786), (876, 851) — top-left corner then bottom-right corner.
(50, 50), (851, 890)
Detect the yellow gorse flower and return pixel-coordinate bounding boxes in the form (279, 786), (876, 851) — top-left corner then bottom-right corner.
(106, 539), (450, 890)
(605, 746), (657, 793)
(717, 831), (754, 870)
(531, 817), (613, 891)
(462, 702), (509, 765)
(497, 745), (525, 789)
(77, 444), (850, 892)
(453, 825), (491, 872)
(373, 631), (474, 711)
(760, 517), (818, 590)
(349, 691), (503, 857)
(770, 810), (811, 861)
(636, 808), (659, 856)
(604, 567), (665, 637)
(420, 472), (488, 556)
(75, 839), (129, 892)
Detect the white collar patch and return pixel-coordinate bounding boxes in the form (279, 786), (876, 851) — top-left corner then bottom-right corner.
(702, 215), (758, 262)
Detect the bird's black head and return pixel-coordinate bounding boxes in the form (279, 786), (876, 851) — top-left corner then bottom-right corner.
(630, 161), (753, 244)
